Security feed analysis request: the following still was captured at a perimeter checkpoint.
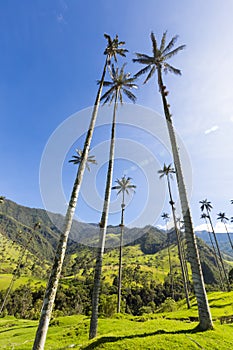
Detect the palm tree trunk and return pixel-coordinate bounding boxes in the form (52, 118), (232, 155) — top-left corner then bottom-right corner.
(157, 66), (213, 330)
(179, 230), (190, 293)
(166, 225), (174, 299)
(167, 177), (190, 309)
(32, 59), (108, 350)
(204, 217), (225, 290)
(224, 223), (233, 251)
(89, 90), (119, 340)
(117, 201), (125, 313)
(207, 211), (230, 291)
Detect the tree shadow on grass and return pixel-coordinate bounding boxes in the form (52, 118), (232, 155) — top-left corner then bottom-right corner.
(82, 326), (203, 349)
(0, 325), (35, 334)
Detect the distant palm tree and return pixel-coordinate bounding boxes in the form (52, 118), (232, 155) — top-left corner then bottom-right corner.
(217, 212), (233, 251)
(200, 200), (230, 290)
(32, 34), (127, 350)
(133, 32), (212, 329)
(112, 175), (136, 313)
(176, 217), (190, 294)
(231, 200), (233, 205)
(200, 213), (224, 290)
(89, 64), (137, 339)
(158, 164), (190, 308)
(161, 212), (174, 299)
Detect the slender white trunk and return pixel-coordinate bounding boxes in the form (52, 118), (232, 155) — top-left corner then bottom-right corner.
(207, 211), (230, 291)
(224, 223), (233, 251)
(117, 199), (125, 313)
(89, 91), (119, 340)
(167, 177), (190, 309)
(204, 217), (225, 290)
(157, 67), (213, 330)
(32, 59), (108, 350)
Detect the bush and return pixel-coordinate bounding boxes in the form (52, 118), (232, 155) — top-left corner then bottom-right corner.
(159, 298), (177, 312)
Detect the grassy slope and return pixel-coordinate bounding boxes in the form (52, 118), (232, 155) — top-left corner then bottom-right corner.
(1, 291), (233, 349)
(0, 232), (47, 290)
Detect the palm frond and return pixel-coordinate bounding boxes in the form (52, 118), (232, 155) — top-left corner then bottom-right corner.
(162, 35), (179, 55)
(163, 44), (186, 61)
(150, 32), (158, 56)
(133, 52), (152, 60)
(134, 65), (151, 78)
(143, 66), (156, 84)
(122, 88), (137, 103)
(164, 63), (182, 75)
(160, 31), (167, 52)
(102, 80), (113, 87)
(100, 86), (116, 103)
(133, 57), (154, 65)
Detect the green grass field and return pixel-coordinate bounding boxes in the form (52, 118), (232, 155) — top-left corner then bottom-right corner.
(0, 290), (233, 349)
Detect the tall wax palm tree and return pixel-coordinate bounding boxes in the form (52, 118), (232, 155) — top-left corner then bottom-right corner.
(133, 31), (213, 330)
(89, 64), (137, 339)
(161, 212), (174, 299)
(112, 175), (136, 313)
(217, 212), (233, 250)
(200, 200), (230, 291)
(158, 164), (190, 308)
(200, 213), (224, 290)
(32, 34), (127, 350)
(33, 151), (96, 349)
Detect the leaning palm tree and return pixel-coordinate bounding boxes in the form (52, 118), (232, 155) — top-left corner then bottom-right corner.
(89, 64), (137, 339)
(133, 31), (213, 330)
(200, 199), (230, 291)
(158, 164), (190, 308)
(162, 212), (174, 299)
(217, 212), (233, 250)
(32, 34), (127, 350)
(112, 175), (136, 313)
(33, 151), (96, 349)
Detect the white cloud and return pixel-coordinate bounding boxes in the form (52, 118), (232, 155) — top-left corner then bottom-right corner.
(204, 125), (219, 135)
(56, 13), (65, 23)
(230, 116), (233, 123)
(195, 222), (233, 233)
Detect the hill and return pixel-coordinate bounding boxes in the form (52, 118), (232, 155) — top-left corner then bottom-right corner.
(0, 198), (230, 287)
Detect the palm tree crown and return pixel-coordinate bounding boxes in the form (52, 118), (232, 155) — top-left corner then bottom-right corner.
(100, 64), (137, 105)
(133, 31), (186, 84)
(112, 175), (136, 199)
(158, 163), (175, 179)
(217, 212), (229, 224)
(69, 149), (97, 171)
(161, 212), (170, 221)
(104, 34), (128, 63)
(200, 199), (213, 213)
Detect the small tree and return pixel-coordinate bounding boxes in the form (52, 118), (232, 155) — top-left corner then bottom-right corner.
(112, 175), (136, 313)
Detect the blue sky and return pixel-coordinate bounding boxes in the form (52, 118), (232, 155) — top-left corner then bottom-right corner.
(1, 0), (233, 230)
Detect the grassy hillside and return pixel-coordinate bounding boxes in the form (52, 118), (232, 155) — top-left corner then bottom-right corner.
(1, 291), (233, 349)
